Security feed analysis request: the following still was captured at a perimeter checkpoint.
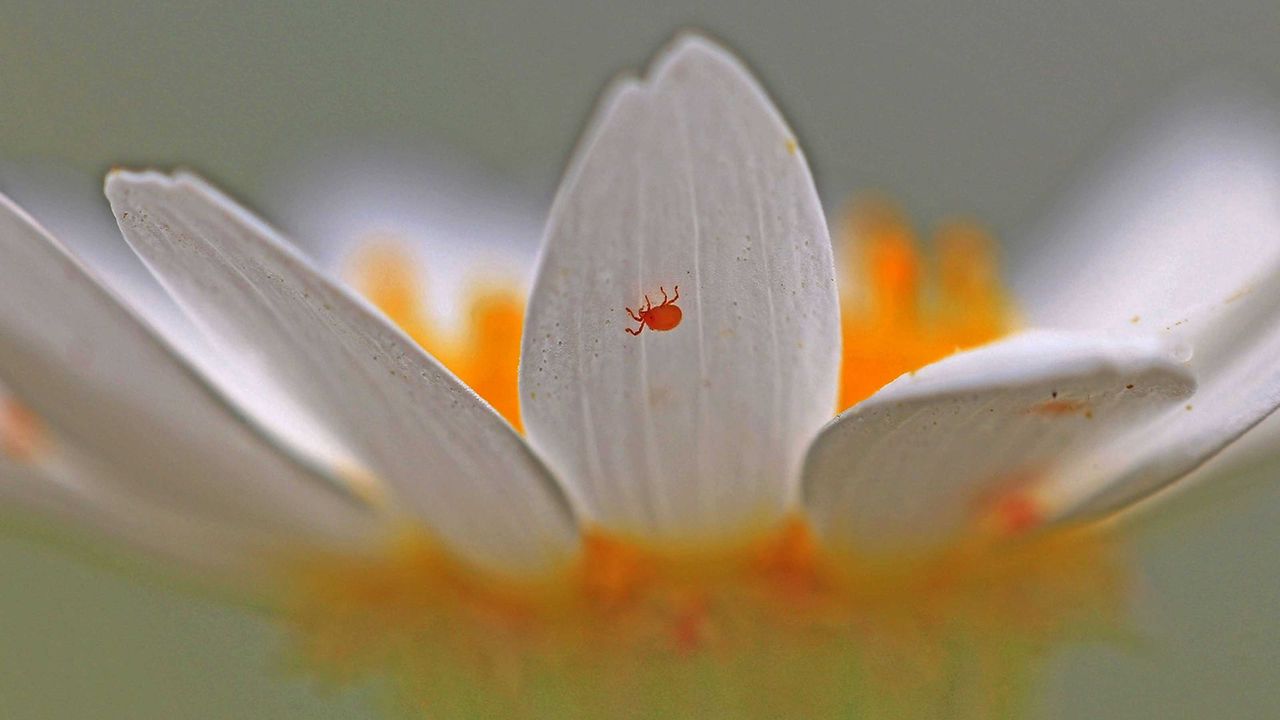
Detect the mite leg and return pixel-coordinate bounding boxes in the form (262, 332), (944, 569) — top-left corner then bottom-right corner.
(670, 285), (680, 303)
(659, 286), (669, 305)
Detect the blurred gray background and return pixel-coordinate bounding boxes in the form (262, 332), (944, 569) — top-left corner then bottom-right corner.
(2, 1), (1280, 717)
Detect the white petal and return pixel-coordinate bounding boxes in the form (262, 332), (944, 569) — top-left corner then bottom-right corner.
(0, 162), (180, 335)
(0, 162), (360, 496)
(1012, 83), (1280, 333)
(801, 330), (1194, 554)
(520, 35), (840, 541)
(1010, 84), (1280, 519)
(0, 193), (377, 552)
(106, 171), (579, 576)
(1046, 262), (1280, 520)
(1157, 406), (1280, 505)
(2, 379), (262, 579)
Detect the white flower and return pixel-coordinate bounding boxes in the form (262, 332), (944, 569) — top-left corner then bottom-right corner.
(2, 33), (1279, 716)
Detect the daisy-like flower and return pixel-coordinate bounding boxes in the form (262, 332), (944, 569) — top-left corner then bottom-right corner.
(3, 33), (1280, 718)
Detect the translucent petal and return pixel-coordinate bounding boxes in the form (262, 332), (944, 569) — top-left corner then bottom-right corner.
(0, 193), (377, 552)
(265, 143), (544, 329)
(1013, 84), (1280, 334)
(0, 161), (362, 488)
(1, 442), (275, 579)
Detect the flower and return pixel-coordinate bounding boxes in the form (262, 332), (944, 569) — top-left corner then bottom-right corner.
(2, 33), (1279, 718)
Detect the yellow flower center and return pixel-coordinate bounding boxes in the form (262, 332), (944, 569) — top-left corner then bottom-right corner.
(281, 202), (1126, 717)
(289, 516), (1123, 718)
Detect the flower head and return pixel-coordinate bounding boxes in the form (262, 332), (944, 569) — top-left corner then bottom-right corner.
(2, 33), (1279, 718)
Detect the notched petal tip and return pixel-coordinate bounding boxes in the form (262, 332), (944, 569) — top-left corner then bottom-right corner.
(570, 31), (805, 178)
(651, 31), (744, 78)
(104, 167), (174, 200)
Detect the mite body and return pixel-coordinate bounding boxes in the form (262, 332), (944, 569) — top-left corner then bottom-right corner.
(626, 285), (682, 335)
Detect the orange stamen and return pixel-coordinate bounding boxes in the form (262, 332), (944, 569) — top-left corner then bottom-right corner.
(349, 238), (435, 347)
(349, 240), (526, 431)
(838, 197), (1014, 410)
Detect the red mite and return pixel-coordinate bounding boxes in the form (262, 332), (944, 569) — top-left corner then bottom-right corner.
(625, 285), (682, 335)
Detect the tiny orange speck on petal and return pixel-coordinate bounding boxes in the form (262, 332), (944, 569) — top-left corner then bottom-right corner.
(1, 398), (49, 462)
